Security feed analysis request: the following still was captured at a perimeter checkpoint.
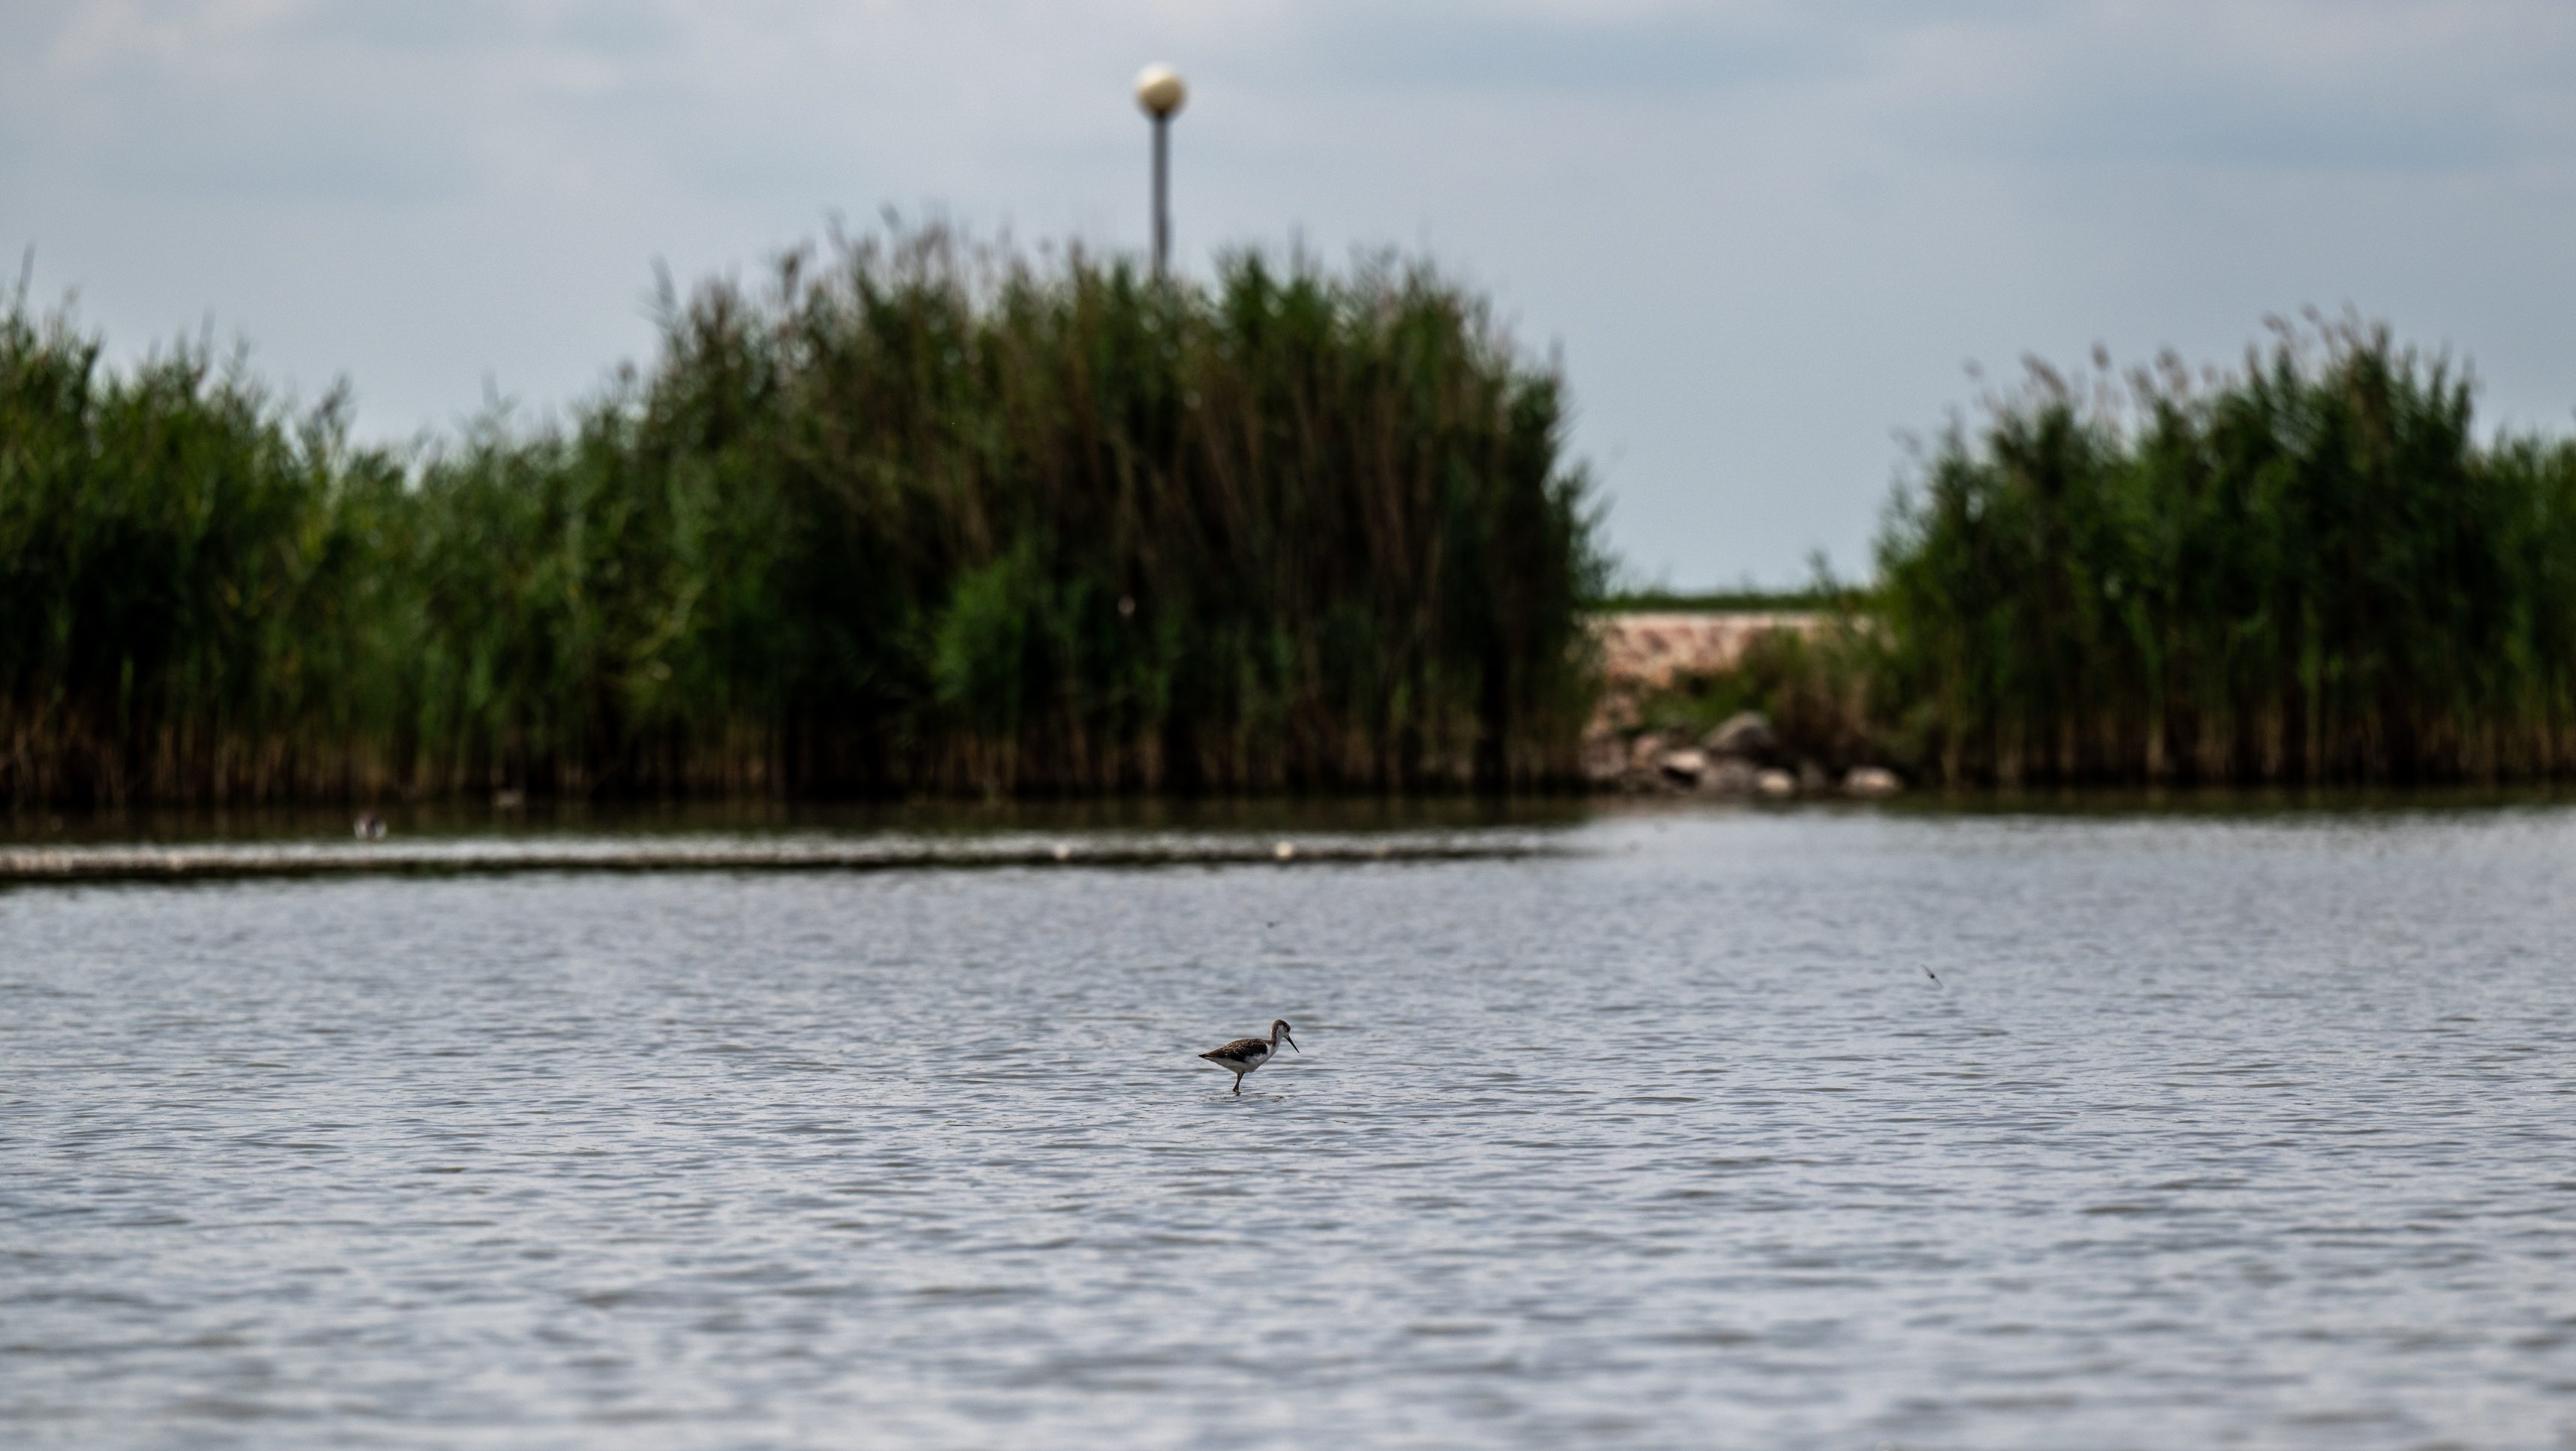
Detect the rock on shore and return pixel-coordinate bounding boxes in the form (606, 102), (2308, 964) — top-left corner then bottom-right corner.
(1591, 709), (1903, 801)
(1582, 613), (1900, 801)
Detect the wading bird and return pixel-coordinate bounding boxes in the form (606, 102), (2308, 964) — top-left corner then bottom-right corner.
(1199, 1019), (1297, 1095)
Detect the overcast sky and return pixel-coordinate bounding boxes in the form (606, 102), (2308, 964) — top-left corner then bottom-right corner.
(5, 1), (2574, 586)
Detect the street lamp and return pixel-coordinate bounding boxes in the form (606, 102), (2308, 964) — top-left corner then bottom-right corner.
(1134, 63), (1186, 279)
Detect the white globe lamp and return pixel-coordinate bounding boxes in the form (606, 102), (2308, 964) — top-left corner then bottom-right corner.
(1134, 65), (1187, 277)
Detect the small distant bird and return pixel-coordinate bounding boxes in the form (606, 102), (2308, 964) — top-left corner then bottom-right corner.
(1199, 1019), (1298, 1096)
(1924, 968), (1940, 983)
(354, 813), (387, 841)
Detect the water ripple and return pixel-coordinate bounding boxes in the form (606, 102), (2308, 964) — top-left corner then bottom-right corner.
(4, 809), (2574, 1447)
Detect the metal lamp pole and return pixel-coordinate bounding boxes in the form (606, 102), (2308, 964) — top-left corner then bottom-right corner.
(1134, 64), (1187, 279)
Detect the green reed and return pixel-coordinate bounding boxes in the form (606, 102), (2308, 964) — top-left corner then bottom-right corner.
(1873, 317), (2576, 784)
(0, 230), (1604, 804)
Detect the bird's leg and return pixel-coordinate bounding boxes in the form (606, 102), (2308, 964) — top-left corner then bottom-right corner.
(1232, 1074), (1243, 1096)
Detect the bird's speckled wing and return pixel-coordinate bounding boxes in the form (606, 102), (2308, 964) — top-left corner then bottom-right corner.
(1200, 1037), (1269, 1063)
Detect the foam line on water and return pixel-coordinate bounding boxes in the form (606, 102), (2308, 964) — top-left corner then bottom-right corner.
(0, 832), (1558, 884)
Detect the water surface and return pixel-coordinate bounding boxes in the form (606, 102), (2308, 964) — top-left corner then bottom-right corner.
(5, 806), (2574, 1447)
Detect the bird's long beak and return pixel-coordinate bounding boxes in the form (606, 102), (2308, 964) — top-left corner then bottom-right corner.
(1285, 1034), (1300, 1052)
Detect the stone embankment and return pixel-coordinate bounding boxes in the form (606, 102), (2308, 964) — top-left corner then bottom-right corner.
(1592, 612), (1824, 689)
(1583, 612), (1902, 800)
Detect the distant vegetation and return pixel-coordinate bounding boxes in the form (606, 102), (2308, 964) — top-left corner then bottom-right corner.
(1595, 318), (2576, 788)
(1869, 318), (2576, 784)
(0, 231), (1603, 805)
(1589, 586), (1831, 613)
(13, 254), (2575, 805)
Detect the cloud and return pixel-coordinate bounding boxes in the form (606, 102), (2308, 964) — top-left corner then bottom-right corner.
(5, 0), (2575, 582)
(1299, 8), (1848, 95)
(1871, 0), (2576, 174)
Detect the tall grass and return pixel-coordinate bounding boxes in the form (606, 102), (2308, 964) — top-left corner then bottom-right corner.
(1875, 316), (2576, 784)
(0, 230), (1604, 805)
(0, 296), (405, 801)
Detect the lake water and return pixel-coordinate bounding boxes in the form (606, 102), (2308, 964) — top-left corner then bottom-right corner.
(5, 804), (2574, 1449)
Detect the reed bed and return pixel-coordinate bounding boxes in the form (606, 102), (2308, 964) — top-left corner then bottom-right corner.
(1873, 316), (2576, 784)
(25, 257), (2569, 802)
(0, 231), (1604, 805)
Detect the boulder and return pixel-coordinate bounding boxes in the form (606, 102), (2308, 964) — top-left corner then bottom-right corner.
(1659, 748), (1708, 786)
(1754, 769), (1798, 799)
(1701, 758), (1760, 796)
(1591, 691), (1641, 736)
(1843, 766), (1903, 798)
(1580, 737), (1628, 785)
(1627, 734), (1667, 772)
(1704, 711), (1779, 762)
(1620, 766), (1673, 794)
